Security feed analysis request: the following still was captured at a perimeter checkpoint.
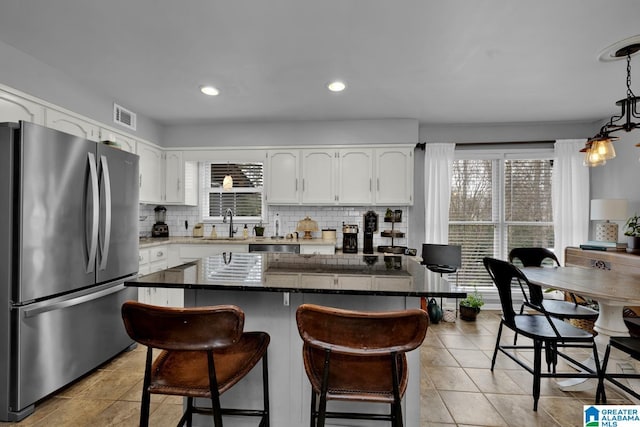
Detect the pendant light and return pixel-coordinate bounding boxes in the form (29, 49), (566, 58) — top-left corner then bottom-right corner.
(583, 40), (640, 166)
(223, 162), (233, 191)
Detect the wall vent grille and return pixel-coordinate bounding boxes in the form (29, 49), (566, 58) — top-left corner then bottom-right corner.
(113, 103), (137, 130)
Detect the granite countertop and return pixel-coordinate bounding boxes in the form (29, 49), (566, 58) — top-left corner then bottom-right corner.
(139, 236), (337, 248)
(127, 253), (467, 298)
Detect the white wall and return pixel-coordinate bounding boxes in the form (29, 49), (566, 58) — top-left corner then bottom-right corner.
(163, 119), (419, 148)
(0, 40), (163, 143)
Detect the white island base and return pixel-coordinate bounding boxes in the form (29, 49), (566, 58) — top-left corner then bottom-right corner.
(184, 289), (422, 427)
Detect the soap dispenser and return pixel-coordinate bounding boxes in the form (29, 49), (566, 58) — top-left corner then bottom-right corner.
(210, 225), (217, 238)
(243, 224), (249, 238)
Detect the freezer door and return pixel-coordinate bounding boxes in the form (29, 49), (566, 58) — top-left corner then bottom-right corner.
(10, 280), (136, 417)
(17, 122), (97, 302)
(96, 144), (139, 284)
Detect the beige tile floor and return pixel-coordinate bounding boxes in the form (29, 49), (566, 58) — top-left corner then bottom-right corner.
(1, 310), (637, 427)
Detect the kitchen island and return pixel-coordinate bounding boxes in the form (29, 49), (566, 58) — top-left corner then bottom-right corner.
(126, 252), (465, 427)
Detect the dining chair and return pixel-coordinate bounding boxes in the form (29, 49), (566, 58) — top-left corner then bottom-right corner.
(121, 301), (270, 427)
(483, 257), (602, 411)
(295, 303), (428, 427)
(596, 336), (640, 403)
(508, 248), (599, 321)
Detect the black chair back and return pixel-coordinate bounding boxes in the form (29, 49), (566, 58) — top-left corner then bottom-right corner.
(509, 248), (559, 305)
(421, 243), (462, 274)
(483, 257), (528, 327)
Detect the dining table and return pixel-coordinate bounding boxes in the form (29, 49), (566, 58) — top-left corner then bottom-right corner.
(521, 265), (640, 391)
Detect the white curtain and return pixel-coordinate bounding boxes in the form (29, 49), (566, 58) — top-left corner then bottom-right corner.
(553, 139), (589, 265)
(424, 143), (456, 244)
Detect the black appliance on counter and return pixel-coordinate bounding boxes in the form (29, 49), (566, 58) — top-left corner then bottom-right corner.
(152, 205), (169, 237)
(342, 224), (359, 253)
(363, 211), (378, 254)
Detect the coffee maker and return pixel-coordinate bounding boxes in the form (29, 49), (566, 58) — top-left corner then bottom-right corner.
(342, 223), (359, 253)
(151, 205), (169, 237)
(363, 211), (378, 254)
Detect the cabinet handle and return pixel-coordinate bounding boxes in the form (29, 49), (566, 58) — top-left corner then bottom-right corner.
(295, 179), (298, 191)
(369, 179), (372, 192)
(302, 179), (305, 192)
(177, 178), (180, 191)
(156, 251), (164, 257)
(139, 174), (142, 188)
(377, 178), (380, 191)
(139, 255), (143, 261)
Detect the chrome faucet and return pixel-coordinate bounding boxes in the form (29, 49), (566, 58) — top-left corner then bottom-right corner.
(223, 208), (236, 238)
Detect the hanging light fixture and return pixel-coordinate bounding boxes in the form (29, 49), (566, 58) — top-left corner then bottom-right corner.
(583, 40), (640, 167)
(222, 163), (233, 191)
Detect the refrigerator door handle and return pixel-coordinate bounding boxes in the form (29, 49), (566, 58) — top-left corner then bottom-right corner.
(22, 283), (127, 318)
(99, 155), (112, 271)
(87, 152), (99, 273)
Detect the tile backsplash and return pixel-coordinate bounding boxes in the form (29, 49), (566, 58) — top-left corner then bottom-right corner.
(139, 204), (409, 250)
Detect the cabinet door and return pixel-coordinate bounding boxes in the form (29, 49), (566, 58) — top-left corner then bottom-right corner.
(45, 109), (99, 141)
(302, 149), (336, 204)
(375, 148), (413, 205)
(267, 150), (300, 204)
(137, 141), (164, 204)
(99, 128), (136, 153)
(164, 150), (184, 204)
(0, 89), (45, 125)
(338, 149), (373, 205)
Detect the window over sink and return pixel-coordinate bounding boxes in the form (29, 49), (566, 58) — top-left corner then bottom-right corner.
(201, 162), (264, 221)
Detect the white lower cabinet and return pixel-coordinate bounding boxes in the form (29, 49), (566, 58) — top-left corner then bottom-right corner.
(138, 245), (183, 307)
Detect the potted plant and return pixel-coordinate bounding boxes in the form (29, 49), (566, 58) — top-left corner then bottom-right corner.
(624, 214), (640, 254)
(459, 288), (484, 321)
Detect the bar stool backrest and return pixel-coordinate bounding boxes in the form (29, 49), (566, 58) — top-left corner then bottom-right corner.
(121, 301), (244, 351)
(296, 304), (428, 356)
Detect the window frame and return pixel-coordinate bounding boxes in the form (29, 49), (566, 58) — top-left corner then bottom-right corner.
(200, 162), (265, 222)
(449, 147), (555, 288)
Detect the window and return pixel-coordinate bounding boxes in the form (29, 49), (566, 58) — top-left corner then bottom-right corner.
(201, 162), (264, 221)
(448, 151), (554, 287)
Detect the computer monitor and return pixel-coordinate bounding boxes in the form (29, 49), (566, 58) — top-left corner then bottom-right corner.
(420, 244), (462, 274)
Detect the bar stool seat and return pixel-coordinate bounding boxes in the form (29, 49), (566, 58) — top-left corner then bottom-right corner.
(121, 301), (270, 427)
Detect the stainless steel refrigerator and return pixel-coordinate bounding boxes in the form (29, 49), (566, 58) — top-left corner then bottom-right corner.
(0, 121), (139, 421)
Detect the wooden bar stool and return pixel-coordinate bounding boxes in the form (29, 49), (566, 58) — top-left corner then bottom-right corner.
(295, 304), (428, 427)
(121, 301), (270, 427)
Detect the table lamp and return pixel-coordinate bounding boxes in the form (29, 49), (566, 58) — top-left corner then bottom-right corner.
(590, 199), (628, 242)
(296, 216), (319, 240)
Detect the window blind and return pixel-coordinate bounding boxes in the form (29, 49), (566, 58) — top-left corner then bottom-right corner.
(203, 163), (264, 219)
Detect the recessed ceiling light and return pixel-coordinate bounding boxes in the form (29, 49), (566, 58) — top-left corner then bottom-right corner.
(327, 81), (346, 92)
(200, 85), (220, 96)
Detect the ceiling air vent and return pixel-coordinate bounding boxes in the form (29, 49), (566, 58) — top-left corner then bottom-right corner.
(113, 103), (137, 131)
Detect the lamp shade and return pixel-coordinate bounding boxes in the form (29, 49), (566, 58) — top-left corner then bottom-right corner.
(590, 199), (628, 220)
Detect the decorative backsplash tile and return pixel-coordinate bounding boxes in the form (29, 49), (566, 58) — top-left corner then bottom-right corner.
(139, 204), (409, 250)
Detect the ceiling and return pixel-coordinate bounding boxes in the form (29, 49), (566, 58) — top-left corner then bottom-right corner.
(0, 0), (639, 127)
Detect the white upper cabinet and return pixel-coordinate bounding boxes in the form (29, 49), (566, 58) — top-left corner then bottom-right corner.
(302, 149), (336, 204)
(267, 150), (300, 204)
(164, 150), (183, 204)
(267, 145), (413, 206)
(375, 147), (413, 205)
(164, 150), (198, 206)
(337, 149), (373, 205)
(137, 141), (163, 204)
(0, 89), (45, 125)
(45, 109), (100, 141)
(99, 128), (136, 153)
